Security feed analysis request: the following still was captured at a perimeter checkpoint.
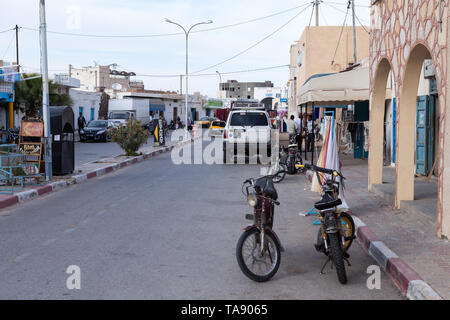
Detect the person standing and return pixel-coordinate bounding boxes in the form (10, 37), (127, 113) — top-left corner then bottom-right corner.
(77, 112), (86, 140)
(287, 115), (298, 142)
(306, 115), (314, 152)
(295, 113), (302, 151)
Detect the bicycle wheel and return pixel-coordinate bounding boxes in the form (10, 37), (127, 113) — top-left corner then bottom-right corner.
(236, 228), (281, 282)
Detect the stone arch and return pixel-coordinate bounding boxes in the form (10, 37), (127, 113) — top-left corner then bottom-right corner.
(369, 57), (395, 190)
(395, 43), (434, 208)
(260, 97), (274, 111)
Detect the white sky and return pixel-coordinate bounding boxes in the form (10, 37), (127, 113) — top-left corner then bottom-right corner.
(0, 0), (370, 97)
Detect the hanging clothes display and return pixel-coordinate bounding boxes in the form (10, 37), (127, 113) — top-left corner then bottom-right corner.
(311, 115), (349, 210)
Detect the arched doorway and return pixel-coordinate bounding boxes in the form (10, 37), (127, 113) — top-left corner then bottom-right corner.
(396, 44), (437, 208)
(260, 97), (274, 111)
(369, 58), (393, 190)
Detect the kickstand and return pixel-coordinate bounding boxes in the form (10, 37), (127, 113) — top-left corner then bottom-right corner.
(320, 256), (331, 274)
(344, 257), (352, 267)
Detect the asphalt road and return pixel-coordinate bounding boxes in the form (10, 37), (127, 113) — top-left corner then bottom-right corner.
(0, 140), (402, 299)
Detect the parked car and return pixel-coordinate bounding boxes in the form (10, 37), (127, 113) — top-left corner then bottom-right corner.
(208, 120), (226, 136)
(196, 116), (215, 128)
(79, 120), (113, 143)
(223, 109), (272, 163)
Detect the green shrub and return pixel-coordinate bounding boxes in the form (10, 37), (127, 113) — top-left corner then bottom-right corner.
(110, 119), (149, 156)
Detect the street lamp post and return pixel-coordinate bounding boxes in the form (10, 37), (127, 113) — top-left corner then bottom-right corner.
(39, 0), (52, 181)
(165, 18), (212, 137)
(216, 70), (222, 84)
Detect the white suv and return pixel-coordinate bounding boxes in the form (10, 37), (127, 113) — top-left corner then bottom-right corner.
(222, 109), (272, 163)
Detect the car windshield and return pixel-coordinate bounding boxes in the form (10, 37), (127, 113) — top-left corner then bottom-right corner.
(87, 121), (107, 128)
(110, 113), (130, 120)
(200, 117), (209, 121)
(230, 112), (268, 127)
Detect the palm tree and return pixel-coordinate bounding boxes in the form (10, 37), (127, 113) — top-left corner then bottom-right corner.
(14, 73), (73, 119)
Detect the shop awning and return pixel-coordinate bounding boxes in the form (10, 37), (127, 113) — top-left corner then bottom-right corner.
(149, 104), (166, 111)
(297, 67), (391, 106)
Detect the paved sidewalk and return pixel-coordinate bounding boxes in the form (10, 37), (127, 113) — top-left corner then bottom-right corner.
(338, 156), (449, 299)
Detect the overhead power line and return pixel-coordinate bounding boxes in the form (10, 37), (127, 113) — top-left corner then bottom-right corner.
(136, 64), (290, 78)
(308, 2), (316, 27)
(324, 1), (369, 24)
(323, 1), (370, 8)
(331, 3), (350, 65)
(0, 27), (15, 34)
(19, 2), (312, 39)
(190, 3), (313, 74)
(1, 32), (15, 59)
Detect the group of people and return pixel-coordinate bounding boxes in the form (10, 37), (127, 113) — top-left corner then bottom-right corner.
(286, 113), (316, 152)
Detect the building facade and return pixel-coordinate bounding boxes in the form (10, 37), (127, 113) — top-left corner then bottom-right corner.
(69, 64), (135, 92)
(219, 80), (273, 99)
(53, 73), (102, 130)
(289, 26), (370, 114)
(368, 0), (449, 238)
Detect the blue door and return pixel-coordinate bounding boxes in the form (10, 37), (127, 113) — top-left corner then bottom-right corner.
(416, 96), (428, 175)
(90, 108), (95, 121)
(427, 95), (436, 174)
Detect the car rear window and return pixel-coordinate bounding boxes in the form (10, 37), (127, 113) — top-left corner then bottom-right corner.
(230, 112), (268, 127)
(212, 121), (225, 127)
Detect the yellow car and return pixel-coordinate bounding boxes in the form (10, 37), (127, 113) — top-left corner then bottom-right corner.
(196, 116), (215, 128)
(209, 120), (226, 136)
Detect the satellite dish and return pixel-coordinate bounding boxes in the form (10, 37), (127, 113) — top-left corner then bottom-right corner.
(112, 83), (122, 90)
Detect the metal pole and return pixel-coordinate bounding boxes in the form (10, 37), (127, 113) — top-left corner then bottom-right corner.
(39, 0), (52, 181)
(351, 0), (357, 64)
(185, 32), (188, 135)
(312, 102), (315, 164)
(216, 71), (222, 85)
(15, 25), (19, 72)
(315, 0), (319, 26)
(180, 74), (182, 95)
(165, 19), (212, 136)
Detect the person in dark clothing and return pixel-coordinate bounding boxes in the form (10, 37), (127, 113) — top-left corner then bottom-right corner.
(77, 112), (87, 138)
(306, 115), (314, 152)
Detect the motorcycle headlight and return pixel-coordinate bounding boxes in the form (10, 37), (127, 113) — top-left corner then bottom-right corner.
(247, 193), (258, 207)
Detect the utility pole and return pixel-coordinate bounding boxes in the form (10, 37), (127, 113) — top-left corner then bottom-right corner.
(180, 74), (183, 95)
(315, 0), (319, 26)
(351, 0), (357, 64)
(39, 0), (52, 181)
(15, 25), (19, 72)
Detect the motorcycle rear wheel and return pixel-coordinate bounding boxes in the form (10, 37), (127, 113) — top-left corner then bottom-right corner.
(236, 228), (281, 282)
(287, 157), (296, 175)
(273, 163), (287, 183)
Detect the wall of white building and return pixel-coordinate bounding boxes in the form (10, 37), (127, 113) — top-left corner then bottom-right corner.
(69, 88), (102, 130)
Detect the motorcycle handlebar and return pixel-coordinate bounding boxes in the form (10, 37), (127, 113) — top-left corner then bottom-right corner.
(295, 164), (345, 179)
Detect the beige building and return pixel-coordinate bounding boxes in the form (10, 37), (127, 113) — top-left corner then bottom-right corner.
(289, 26), (370, 114)
(69, 64), (138, 92)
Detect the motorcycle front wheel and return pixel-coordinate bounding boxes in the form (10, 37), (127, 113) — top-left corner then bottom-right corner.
(236, 228), (281, 282)
(328, 232), (347, 284)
